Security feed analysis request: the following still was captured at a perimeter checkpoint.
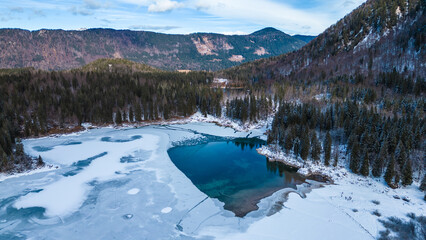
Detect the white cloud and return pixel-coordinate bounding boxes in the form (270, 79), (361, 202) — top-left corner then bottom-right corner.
(148, 0), (183, 12)
(120, 0), (183, 12)
(83, 0), (103, 9)
(119, 0), (151, 5)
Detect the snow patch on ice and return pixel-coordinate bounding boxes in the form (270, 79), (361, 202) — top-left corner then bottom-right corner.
(14, 134), (160, 218)
(161, 207), (172, 214)
(127, 188), (140, 195)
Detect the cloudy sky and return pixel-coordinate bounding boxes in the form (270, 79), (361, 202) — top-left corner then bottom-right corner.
(0, 0), (366, 35)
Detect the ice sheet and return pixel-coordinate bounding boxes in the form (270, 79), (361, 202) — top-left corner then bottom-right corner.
(0, 123), (423, 240)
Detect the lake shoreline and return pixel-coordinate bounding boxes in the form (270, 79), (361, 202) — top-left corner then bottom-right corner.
(21, 111), (271, 141)
(256, 145), (334, 184)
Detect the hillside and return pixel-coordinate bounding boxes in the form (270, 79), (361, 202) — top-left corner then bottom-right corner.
(224, 0), (425, 83)
(78, 58), (161, 73)
(0, 27), (309, 71)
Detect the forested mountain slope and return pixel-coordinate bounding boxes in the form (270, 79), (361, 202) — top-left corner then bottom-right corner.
(224, 0), (425, 83)
(0, 27), (309, 71)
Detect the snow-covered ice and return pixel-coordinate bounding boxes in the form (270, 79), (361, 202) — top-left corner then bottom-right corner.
(161, 207), (172, 214)
(0, 122), (423, 239)
(127, 188), (140, 195)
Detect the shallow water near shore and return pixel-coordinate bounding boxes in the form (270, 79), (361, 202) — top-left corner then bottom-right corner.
(168, 138), (306, 217)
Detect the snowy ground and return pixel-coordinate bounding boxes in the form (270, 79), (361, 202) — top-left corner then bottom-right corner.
(0, 122), (424, 239)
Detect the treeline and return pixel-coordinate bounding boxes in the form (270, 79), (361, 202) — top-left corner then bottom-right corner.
(0, 69), (222, 171)
(267, 100), (424, 188)
(225, 95), (273, 123)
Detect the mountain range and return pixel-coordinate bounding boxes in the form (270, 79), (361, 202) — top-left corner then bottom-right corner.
(0, 27), (313, 71)
(224, 0), (425, 82)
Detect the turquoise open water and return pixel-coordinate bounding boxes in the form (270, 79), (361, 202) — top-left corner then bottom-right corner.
(168, 139), (305, 217)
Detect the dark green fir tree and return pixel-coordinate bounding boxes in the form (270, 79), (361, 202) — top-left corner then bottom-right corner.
(324, 131), (332, 166)
(350, 140), (361, 174)
(360, 151), (369, 176)
(401, 160), (413, 186)
(384, 155), (395, 187)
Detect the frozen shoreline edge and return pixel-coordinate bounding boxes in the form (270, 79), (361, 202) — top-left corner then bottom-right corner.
(0, 112), (267, 180)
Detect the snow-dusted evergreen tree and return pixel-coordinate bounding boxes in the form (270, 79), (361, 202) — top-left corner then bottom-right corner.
(372, 140), (387, 177)
(360, 151), (369, 176)
(350, 140), (361, 174)
(310, 131), (321, 162)
(37, 155), (44, 167)
(401, 160), (413, 186)
(324, 131), (332, 166)
(421, 175), (426, 191)
(128, 107), (134, 122)
(384, 155), (396, 187)
(300, 129), (310, 161)
(333, 144), (339, 167)
(115, 111), (123, 125)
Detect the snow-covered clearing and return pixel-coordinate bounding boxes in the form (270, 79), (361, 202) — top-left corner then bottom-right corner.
(0, 122), (423, 239)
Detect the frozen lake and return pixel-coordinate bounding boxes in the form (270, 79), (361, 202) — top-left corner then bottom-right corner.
(0, 123), (278, 239)
(1, 122), (408, 240)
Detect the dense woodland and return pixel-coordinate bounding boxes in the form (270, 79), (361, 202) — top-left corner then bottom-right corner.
(0, 62), (280, 173)
(225, 95), (273, 123)
(267, 99), (424, 188)
(1, 62), (424, 192)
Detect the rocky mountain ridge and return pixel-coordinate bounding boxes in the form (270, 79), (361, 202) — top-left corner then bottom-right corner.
(0, 27), (314, 71)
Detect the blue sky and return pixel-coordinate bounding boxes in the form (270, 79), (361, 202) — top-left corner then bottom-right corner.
(0, 0), (366, 35)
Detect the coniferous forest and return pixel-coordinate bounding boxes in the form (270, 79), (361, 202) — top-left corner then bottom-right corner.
(1, 61), (424, 193)
(267, 100), (424, 188)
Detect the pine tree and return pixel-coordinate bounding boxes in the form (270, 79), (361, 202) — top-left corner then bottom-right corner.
(333, 144), (339, 167)
(372, 141), (387, 177)
(135, 104), (142, 122)
(360, 151), (369, 176)
(421, 175), (426, 191)
(15, 139), (24, 157)
(394, 164), (401, 187)
(384, 156), (395, 187)
(115, 111), (122, 125)
(10, 154), (15, 165)
(129, 107), (134, 122)
(324, 131), (332, 166)
(349, 140), (361, 174)
(37, 155), (44, 167)
(310, 131), (321, 162)
(1, 153), (8, 172)
(293, 138), (301, 158)
(396, 143), (407, 166)
(401, 160), (413, 186)
(284, 132), (293, 153)
(300, 129), (310, 161)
